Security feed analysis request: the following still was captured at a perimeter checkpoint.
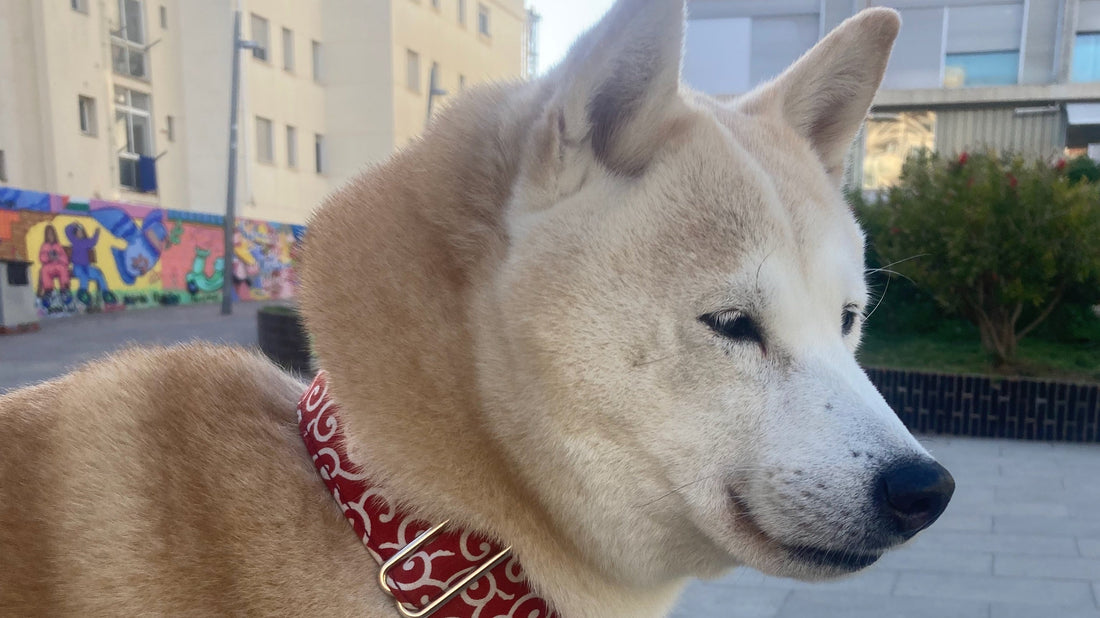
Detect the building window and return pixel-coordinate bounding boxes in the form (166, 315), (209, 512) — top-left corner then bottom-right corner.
(0, 150), (6, 183)
(78, 96), (97, 136)
(477, 4), (490, 36)
(112, 0), (148, 79)
(314, 133), (325, 174)
(71, 0), (88, 13)
(165, 114), (174, 142)
(159, 4), (167, 28)
(282, 27), (294, 72)
(942, 3), (1022, 88)
(406, 49), (421, 92)
(114, 86), (153, 190)
(1073, 32), (1100, 82)
(458, 0), (466, 25)
(286, 125), (298, 168)
(862, 111), (936, 191)
(944, 51), (1019, 87)
(250, 13), (269, 62)
(255, 116), (274, 163)
(312, 40), (323, 82)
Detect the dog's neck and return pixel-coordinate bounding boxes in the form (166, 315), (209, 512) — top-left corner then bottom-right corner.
(298, 81), (687, 617)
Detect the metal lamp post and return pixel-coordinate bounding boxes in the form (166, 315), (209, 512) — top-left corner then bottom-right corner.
(222, 11), (260, 316)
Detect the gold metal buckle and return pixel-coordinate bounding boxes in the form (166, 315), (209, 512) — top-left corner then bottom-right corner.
(378, 519), (513, 618)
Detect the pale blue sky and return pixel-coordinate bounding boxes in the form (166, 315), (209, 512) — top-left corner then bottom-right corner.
(529, 0), (618, 73)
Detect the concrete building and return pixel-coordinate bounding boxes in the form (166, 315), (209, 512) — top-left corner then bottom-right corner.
(684, 0), (1100, 190)
(0, 0), (528, 224)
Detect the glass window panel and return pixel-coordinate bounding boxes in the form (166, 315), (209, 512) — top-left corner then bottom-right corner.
(111, 44), (128, 76)
(282, 28), (294, 71)
(1080, 0), (1100, 31)
(946, 3), (1023, 54)
(119, 157), (138, 188)
(131, 115), (152, 155)
(251, 14), (269, 61)
(750, 14), (819, 85)
(407, 49), (420, 91)
(115, 110), (129, 142)
(1073, 33), (1100, 82)
(862, 111), (936, 191)
(256, 117), (273, 162)
(683, 17), (751, 94)
(881, 7), (944, 90)
(312, 40), (322, 81)
(129, 91), (150, 110)
(478, 4), (490, 36)
(286, 125), (297, 167)
(944, 51), (1019, 87)
(128, 49), (146, 79)
(123, 0), (144, 44)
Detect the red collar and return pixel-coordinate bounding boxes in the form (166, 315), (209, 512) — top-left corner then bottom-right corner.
(297, 372), (558, 618)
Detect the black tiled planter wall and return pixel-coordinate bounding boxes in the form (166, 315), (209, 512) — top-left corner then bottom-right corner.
(257, 308), (313, 375)
(867, 368), (1100, 443)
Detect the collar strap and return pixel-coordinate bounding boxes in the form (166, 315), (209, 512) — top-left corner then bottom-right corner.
(297, 372), (558, 618)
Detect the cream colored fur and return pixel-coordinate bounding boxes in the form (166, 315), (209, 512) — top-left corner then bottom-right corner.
(1, 2), (941, 616)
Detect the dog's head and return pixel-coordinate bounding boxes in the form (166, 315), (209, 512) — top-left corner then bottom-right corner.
(476, 0), (953, 582)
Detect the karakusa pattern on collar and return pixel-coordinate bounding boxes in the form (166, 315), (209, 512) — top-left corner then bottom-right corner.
(297, 371), (558, 618)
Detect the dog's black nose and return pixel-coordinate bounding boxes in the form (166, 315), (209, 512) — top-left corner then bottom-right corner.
(878, 460), (954, 535)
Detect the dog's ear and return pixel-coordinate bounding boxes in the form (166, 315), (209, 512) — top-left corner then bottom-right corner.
(738, 8), (900, 181)
(545, 0), (685, 177)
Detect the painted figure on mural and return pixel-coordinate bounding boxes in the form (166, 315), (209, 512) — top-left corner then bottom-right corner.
(65, 222), (118, 306)
(185, 248), (225, 294)
(232, 230), (259, 300)
(90, 207), (169, 285)
(37, 224), (71, 301)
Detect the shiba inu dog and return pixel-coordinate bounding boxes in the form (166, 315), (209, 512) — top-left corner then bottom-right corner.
(0, 1), (953, 616)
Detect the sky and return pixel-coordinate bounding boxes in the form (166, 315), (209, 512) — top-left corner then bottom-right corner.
(529, 0), (619, 74)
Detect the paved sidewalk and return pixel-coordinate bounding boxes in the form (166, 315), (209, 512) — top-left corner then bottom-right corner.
(672, 436), (1100, 618)
(0, 301), (271, 393)
(2, 305), (1098, 616)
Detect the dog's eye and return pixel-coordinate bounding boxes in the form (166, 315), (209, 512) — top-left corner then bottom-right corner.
(700, 311), (764, 349)
(842, 306), (860, 336)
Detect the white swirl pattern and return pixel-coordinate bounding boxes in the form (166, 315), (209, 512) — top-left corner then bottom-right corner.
(297, 372), (557, 618)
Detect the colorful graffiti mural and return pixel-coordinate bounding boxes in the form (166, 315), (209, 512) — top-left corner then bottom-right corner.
(0, 186), (305, 318)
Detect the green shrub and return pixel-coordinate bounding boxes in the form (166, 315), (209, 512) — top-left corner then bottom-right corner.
(856, 150), (1100, 365)
(1066, 156), (1100, 186)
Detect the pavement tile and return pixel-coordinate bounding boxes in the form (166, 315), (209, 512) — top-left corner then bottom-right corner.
(909, 531), (1079, 556)
(1080, 539), (1100, 558)
(995, 485), (1088, 503)
(669, 582), (789, 618)
(872, 548), (993, 575)
(894, 572), (1095, 606)
(999, 461), (1068, 477)
(950, 486), (998, 506)
(727, 569), (899, 594)
(993, 554), (1100, 580)
(991, 603), (1100, 618)
(950, 501), (1068, 518)
(776, 591), (989, 618)
(935, 511), (994, 532)
(994, 516), (1100, 537)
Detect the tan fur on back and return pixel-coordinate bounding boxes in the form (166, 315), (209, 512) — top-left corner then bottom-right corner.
(0, 3), (935, 616)
(0, 346), (391, 615)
